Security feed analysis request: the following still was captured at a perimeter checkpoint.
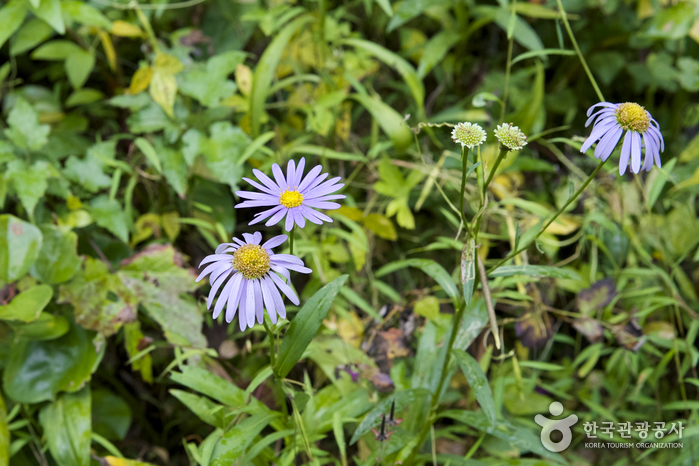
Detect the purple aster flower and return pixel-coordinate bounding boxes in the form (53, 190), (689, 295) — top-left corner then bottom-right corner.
(235, 157), (346, 232)
(581, 102), (665, 175)
(196, 232), (311, 331)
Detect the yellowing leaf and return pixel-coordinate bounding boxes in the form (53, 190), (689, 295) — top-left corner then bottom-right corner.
(414, 295), (439, 320)
(338, 311), (363, 348)
(153, 53), (183, 74)
(66, 193), (82, 210)
(110, 20), (143, 37)
(161, 212), (180, 242)
(132, 213), (161, 245)
(104, 456), (156, 466)
(129, 66), (152, 95)
(363, 213), (397, 240)
(149, 71), (177, 118)
(335, 101), (352, 141)
(235, 63), (252, 96)
(336, 206), (363, 221)
(220, 94), (248, 111)
(98, 30), (116, 71)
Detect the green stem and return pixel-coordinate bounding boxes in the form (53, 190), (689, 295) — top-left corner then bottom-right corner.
(555, 0), (604, 102)
(263, 320), (277, 369)
(289, 225), (296, 255)
(488, 159), (606, 274)
(483, 147), (509, 198)
(459, 146), (470, 219)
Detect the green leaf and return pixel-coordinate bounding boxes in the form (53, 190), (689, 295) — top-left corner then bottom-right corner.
(275, 275), (348, 378)
(210, 412), (280, 465)
(31, 0), (64, 34)
(154, 138), (187, 196)
(494, 7), (543, 51)
(0, 284), (52, 322)
(149, 70), (177, 118)
(489, 264), (581, 280)
(179, 51), (246, 107)
(0, 392), (8, 466)
(3, 318), (102, 403)
(413, 295), (439, 320)
(10, 313), (70, 340)
(39, 387), (91, 466)
(511, 48), (576, 65)
(10, 18), (54, 56)
(6, 160), (56, 215)
(58, 257), (138, 337)
(375, 259), (458, 302)
(643, 2), (695, 40)
(90, 196), (129, 243)
(350, 388), (430, 445)
(0, 0), (28, 50)
(250, 14), (314, 136)
(118, 245), (206, 347)
(65, 88), (104, 107)
(517, 361), (564, 371)
(4, 98), (50, 151)
(0, 214), (43, 282)
(31, 39), (82, 60)
(342, 38), (424, 112)
(646, 158), (677, 208)
(417, 30), (460, 79)
(662, 401), (699, 411)
(351, 94), (412, 152)
(453, 349), (496, 426)
(63, 155), (111, 193)
(66, 49), (95, 89)
(62, 0), (111, 28)
(91, 389), (132, 441)
(134, 137), (162, 174)
(170, 389), (227, 429)
(386, 0), (434, 32)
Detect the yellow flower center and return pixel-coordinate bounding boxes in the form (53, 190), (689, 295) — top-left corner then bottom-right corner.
(615, 102), (650, 133)
(232, 244), (270, 280)
(279, 189), (304, 208)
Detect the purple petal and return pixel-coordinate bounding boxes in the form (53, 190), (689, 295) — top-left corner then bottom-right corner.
(300, 205), (332, 224)
(252, 169), (281, 193)
(209, 262), (233, 285)
(270, 264), (290, 281)
(284, 212), (294, 232)
(253, 232), (262, 244)
(272, 164), (288, 191)
(215, 242), (235, 254)
(305, 184), (345, 199)
(246, 279), (256, 328)
(213, 275), (236, 319)
(286, 159), (296, 189)
(243, 177), (277, 195)
(293, 158), (306, 187)
(586, 102), (617, 117)
(263, 235), (288, 251)
(260, 278), (277, 324)
(242, 233), (256, 244)
(265, 208), (288, 227)
(303, 200), (341, 210)
(235, 191), (278, 201)
(266, 276), (286, 319)
(249, 205), (285, 225)
(580, 120), (616, 153)
(238, 281), (248, 331)
(631, 132), (642, 174)
(619, 131), (632, 175)
(293, 208), (306, 228)
(207, 269), (232, 309)
(225, 273), (244, 322)
(298, 165), (323, 192)
(595, 126), (622, 162)
(642, 133), (655, 171)
(300, 172), (329, 194)
(196, 260), (227, 282)
(254, 279), (264, 324)
(269, 272), (300, 305)
(235, 200), (280, 208)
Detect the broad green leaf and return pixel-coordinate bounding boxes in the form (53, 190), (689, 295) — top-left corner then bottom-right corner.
(179, 51), (246, 107)
(63, 155), (110, 193)
(62, 0), (111, 28)
(386, 0), (435, 32)
(123, 321), (152, 383)
(118, 245), (206, 347)
(58, 257), (138, 337)
(250, 15), (314, 136)
(643, 2), (695, 40)
(10, 18), (54, 56)
(6, 160), (56, 215)
(489, 264), (581, 281)
(413, 295), (439, 320)
(31, 39), (82, 60)
(11, 313), (70, 340)
(39, 387), (91, 466)
(339, 286), (382, 320)
(92, 389), (132, 441)
(0, 284), (52, 322)
(275, 275), (349, 378)
(0, 0), (28, 50)
(154, 138), (187, 196)
(170, 389), (227, 429)
(454, 349), (496, 426)
(375, 259), (458, 302)
(31, 0), (64, 34)
(646, 158), (677, 208)
(0, 392), (7, 465)
(494, 7), (544, 51)
(65, 88), (104, 107)
(350, 388), (430, 444)
(351, 94), (412, 152)
(342, 38), (424, 112)
(3, 317), (102, 403)
(0, 214), (42, 282)
(134, 137), (162, 173)
(210, 412), (280, 465)
(4, 98), (50, 150)
(90, 196), (129, 243)
(30, 226), (80, 284)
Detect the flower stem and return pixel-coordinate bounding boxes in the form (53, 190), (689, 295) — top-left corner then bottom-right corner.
(262, 319), (277, 369)
(483, 147), (509, 198)
(289, 225), (296, 255)
(488, 159), (606, 274)
(459, 146), (470, 219)
(555, 0), (605, 102)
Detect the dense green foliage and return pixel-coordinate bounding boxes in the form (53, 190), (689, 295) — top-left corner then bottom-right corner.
(1, 0), (698, 464)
